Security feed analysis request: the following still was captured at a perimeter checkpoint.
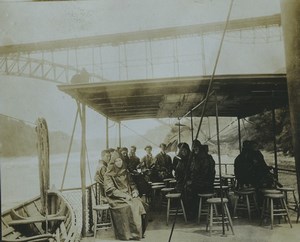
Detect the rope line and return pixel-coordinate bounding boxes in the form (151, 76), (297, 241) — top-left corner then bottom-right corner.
(168, 0), (235, 241)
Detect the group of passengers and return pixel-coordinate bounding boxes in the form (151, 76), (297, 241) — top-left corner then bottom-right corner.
(234, 140), (281, 189)
(94, 140), (217, 240)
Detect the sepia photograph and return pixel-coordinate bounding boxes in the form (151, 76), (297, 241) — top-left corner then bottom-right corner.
(1, 0), (300, 241)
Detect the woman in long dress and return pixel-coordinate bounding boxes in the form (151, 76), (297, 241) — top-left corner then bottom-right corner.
(104, 151), (147, 240)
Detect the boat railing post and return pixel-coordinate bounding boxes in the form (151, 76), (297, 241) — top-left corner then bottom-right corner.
(87, 185), (94, 233)
(79, 103), (87, 237)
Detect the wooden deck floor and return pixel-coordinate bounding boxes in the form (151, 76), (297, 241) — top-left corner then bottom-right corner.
(81, 209), (300, 242)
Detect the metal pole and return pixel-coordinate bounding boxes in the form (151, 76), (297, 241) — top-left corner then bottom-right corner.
(190, 110), (194, 142)
(238, 118), (242, 153)
(118, 121), (122, 147)
(272, 92), (278, 180)
(215, 92), (225, 235)
(280, 0), (300, 203)
(80, 104), (87, 237)
(106, 116), (109, 149)
(178, 119), (181, 143)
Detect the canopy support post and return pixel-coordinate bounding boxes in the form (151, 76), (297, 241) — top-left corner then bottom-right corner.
(106, 116), (109, 149)
(238, 117), (242, 153)
(78, 103), (87, 237)
(190, 110), (194, 142)
(178, 118), (181, 143)
(272, 92), (278, 180)
(118, 121), (122, 147)
(281, 0), (300, 202)
(215, 91), (225, 235)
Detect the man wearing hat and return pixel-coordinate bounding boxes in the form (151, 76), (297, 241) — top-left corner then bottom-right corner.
(155, 143), (173, 181)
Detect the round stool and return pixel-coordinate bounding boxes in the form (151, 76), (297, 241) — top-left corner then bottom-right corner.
(206, 198), (234, 236)
(277, 187), (298, 211)
(165, 193), (187, 225)
(214, 185), (230, 199)
(163, 178), (174, 187)
(260, 189), (282, 194)
(151, 184), (166, 210)
(197, 193), (215, 224)
(260, 193), (292, 229)
(221, 174), (236, 190)
(233, 189), (259, 221)
(161, 187), (175, 207)
(168, 179), (177, 188)
(93, 204), (112, 238)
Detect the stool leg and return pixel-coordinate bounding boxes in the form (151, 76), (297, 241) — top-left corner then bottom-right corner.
(292, 191), (298, 210)
(213, 204), (219, 216)
(166, 198), (170, 226)
(94, 210), (97, 238)
(260, 198), (266, 226)
(246, 195), (251, 221)
(206, 205), (210, 232)
(233, 195), (238, 217)
(297, 204), (300, 223)
(209, 204), (213, 236)
(198, 197), (203, 224)
(270, 198), (274, 230)
(252, 193), (259, 213)
(282, 199), (292, 228)
(180, 199), (187, 223)
(279, 199), (287, 223)
(224, 203), (234, 235)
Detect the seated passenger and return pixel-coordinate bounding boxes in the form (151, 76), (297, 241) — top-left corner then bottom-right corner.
(173, 142), (190, 192)
(234, 140), (280, 189)
(186, 140), (215, 220)
(138, 145), (156, 181)
(104, 151), (147, 240)
(94, 149), (111, 204)
(155, 143), (173, 181)
(128, 145), (140, 173)
(120, 147), (130, 168)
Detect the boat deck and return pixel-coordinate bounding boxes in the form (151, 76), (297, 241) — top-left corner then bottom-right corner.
(80, 209), (300, 242)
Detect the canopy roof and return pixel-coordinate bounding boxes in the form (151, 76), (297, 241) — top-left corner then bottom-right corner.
(58, 74), (288, 122)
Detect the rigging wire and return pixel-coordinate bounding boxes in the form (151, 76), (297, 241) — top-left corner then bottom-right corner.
(121, 123), (159, 147)
(60, 110), (79, 190)
(0, 113), (35, 126)
(168, 0), (235, 241)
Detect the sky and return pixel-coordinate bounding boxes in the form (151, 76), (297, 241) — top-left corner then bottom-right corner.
(0, 0), (285, 144)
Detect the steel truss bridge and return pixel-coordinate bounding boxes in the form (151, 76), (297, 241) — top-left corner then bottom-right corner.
(0, 14), (282, 84)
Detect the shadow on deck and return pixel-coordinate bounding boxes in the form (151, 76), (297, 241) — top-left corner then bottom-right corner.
(81, 209), (300, 242)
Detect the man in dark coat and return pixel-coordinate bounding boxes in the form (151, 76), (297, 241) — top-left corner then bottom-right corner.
(155, 143), (173, 181)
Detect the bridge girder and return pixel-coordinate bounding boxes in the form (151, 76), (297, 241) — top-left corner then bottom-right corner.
(0, 14), (281, 55)
(0, 55), (105, 84)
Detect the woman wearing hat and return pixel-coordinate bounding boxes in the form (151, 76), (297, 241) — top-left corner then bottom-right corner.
(104, 151), (147, 240)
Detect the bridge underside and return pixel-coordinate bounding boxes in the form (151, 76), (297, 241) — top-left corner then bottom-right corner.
(58, 73), (288, 121)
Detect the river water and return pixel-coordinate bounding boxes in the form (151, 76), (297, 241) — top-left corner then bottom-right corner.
(1, 148), (236, 212)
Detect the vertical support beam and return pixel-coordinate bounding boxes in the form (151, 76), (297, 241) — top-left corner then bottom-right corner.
(190, 110), (194, 142)
(207, 117), (211, 139)
(118, 121), (122, 148)
(272, 96), (278, 180)
(106, 117), (109, 149)
(178, 119), (181, 143)
(79, 104), (87, 237)
(280, 0), (300, 200)
(238, 117), (242, 153)
(215, 91), (225, 235)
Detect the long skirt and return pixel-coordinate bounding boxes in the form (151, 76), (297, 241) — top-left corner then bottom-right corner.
(109, 197), (147, 240)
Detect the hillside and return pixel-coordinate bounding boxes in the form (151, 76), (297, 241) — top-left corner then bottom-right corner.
(163, 107), (294, 157)
(0, 115), (79, 157)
